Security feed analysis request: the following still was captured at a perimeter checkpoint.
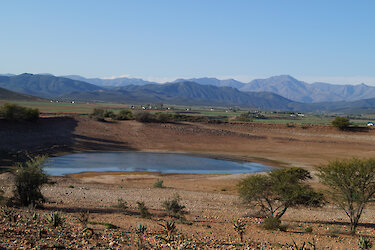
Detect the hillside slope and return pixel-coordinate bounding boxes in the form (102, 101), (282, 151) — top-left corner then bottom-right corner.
(0, 86), (43, 101)
(0, 73), (102, 98)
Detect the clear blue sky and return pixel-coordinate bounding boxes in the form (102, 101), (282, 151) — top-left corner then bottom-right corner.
(1, 0), (375, 84)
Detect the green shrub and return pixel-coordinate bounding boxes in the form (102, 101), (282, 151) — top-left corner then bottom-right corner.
(156, 113), (173, 123)
(89, 108), (105, 121)
(327, 227), (340, 237)
(113, 198), (128, 210)
(305, 226), (313, 233)
(47, 211), (64, 228)
(0, 189), (5, 205)
(0, 206), (18, 222)
(331, 116), (350, 130)
(162, 194), (186, 218)
(116, 110), (133, 120)
(14, 155), (49, 206)
(153, 179), (164, 188)
(76, 211), (90, 227)
(137, 201), (151, 218)
(134, 111), (156, 122)
(236, 112), (253, 122)
(136, 224), (147, 235)
(135, 224), (148, 249)
(103, 110), (115, 118)
(159, 221), (177, 242)
(233, 219), (246, 243)
(263, 217), (281, 230)
(358, 236), (373, 249)
(0, 103), (39, 121)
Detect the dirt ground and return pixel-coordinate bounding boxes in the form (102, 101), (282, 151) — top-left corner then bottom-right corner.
(1, 116), (375, 248)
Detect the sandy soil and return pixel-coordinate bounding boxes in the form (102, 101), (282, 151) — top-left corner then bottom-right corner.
(1, 116), (375, 248)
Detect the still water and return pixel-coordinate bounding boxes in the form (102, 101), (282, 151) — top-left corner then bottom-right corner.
(44, 152), (273, 176)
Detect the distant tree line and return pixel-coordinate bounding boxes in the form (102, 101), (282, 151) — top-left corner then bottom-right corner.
(89, 109), (225, 124)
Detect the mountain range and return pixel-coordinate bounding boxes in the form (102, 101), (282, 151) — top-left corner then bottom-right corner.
(61, 74), (375, 103)
(0, 73), (101, 98)
(1, 73), (375, 113)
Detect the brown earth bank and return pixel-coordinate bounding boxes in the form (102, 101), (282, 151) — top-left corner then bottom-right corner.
(2, 116), (375, 248)
(1, 115), (375, 169)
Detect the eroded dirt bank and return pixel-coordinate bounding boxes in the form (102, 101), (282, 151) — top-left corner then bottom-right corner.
(2, 115), (374, 169)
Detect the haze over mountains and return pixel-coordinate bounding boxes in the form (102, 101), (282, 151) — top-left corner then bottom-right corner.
(1, 73), (375, 113)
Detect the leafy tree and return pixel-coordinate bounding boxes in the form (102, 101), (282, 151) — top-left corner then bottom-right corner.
(331, 116), (350, 130)
(14, 155), (49, 206)
(318, 158), (375, 234)
(238, 168), (323, 219)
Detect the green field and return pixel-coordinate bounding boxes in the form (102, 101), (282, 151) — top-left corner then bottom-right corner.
(1, 100), (374, 126)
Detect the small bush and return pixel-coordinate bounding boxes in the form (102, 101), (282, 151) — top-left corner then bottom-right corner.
(113, 198), (128, 210)
(263, 217), (281, 230)
(156, 113), (173, 123)
(327, 227), (340, 237)
(136, 224), (147, 235)
(47, 211), (64, 228)
(116, 110), (133, 120)
(76, 211), (90, 227)
(137, 201), (151, 219)
(1, 207), (18, 222)
(358, 236), (373, 249)
(331, 116), (350, 130)
(236, 112), (253, 122)
(135, 224), (148, 249)
(305, 226), (313, 233)
(14, 155), (49, 206)
(134, 111), (156, 122)
(153, 179), (164, 188)
(89, 108), (105, 121)
(159, 221), (177, 242)
(162, 194), (186, 218)
(233, 219), (246, 243)
(279, 224), (288, 232)
(88, 221), (118, 229)
(0, 189), (5, 205)
(0, 103), (39, 121)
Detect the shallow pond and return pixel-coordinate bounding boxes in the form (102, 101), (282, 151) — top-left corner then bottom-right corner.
(44, 152), (273, 176)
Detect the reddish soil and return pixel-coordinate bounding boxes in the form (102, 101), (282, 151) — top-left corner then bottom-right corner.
(1, 116), (375, 248)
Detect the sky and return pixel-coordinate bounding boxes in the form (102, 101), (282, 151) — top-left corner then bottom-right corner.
(1, 0), (375, 85)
